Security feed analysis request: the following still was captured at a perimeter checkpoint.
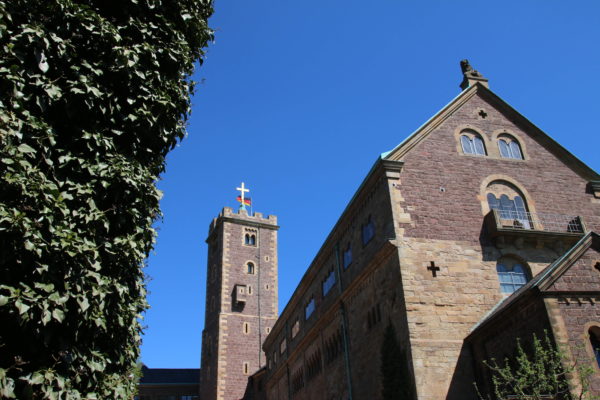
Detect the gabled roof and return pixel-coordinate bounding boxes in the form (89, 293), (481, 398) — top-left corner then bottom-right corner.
(383, 83), (600, 181)
(470, 232), (599, 335)
(139, 366), (200, 385)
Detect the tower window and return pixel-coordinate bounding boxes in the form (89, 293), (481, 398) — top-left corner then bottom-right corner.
(244, 234), (257, 246)
(243, 322), (250, 334)
(243, 362), (250, 375)
(247, 262), (255, 275)
(243, 228), (258, 247)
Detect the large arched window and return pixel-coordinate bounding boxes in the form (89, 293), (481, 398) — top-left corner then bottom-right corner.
(498, 134), (523, 160)
(589, 326), (600, 368)
(460, 130), (486, 156)
(496, 257), (529, 294)
(486, 180), (531, 229)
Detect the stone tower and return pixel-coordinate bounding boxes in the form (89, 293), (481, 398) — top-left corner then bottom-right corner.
(200, 206), (279, 400)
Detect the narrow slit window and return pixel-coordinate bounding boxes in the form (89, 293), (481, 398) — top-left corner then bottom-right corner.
(322, 269), (336, 296)
(305, 298), (315, 320)
(343, 243), (352, 269)
(362, 216), (375, 245)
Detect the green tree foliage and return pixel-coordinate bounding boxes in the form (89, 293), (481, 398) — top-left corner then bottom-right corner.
(381, 322), (413, 400)
(477, 331), (599, 400)
(0, 0), (212, 397)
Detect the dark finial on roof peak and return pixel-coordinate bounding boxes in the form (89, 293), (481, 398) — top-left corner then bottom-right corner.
(459, 59), (489, 91)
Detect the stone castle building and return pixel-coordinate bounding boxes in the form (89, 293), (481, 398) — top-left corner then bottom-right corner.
(200, 62), (600, 400)
(200, 204), (279, 400)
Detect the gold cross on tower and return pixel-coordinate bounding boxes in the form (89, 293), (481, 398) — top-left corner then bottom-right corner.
(236, 182), (250, 211)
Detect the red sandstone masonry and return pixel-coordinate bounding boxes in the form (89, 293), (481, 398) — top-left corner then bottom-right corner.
(395, 92), (600, 243)
(258, 83), (600, 400)
(201, 208), (279, 400)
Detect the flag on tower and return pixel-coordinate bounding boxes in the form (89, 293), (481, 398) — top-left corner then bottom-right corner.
(236, 196), (251, 206)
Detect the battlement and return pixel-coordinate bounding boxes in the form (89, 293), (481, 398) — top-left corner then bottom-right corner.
(208, 207), (278, 234)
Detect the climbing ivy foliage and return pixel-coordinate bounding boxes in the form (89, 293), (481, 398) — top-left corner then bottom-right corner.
(0, 0), (212, 398)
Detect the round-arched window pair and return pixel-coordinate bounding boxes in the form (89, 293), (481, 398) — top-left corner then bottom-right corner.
(460, 130), (486, 156)
(498, 135), (523, 160)
(245, 234), (256, 246)
(460, 130), (524, 160)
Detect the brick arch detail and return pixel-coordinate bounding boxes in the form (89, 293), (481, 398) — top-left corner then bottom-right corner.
(495, 253), (533, 276)
(479, 174), (538, 216)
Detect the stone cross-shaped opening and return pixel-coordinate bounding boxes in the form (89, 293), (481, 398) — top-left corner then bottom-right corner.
(427, 261), (440, 277)
(478, 109), (488, 119)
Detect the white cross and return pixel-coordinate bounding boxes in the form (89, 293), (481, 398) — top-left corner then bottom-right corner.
(236, 182), (249, 204)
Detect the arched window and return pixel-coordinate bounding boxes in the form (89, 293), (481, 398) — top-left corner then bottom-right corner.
(498, 135), (523, 160)
(460, 130), (486, 156)
(496, 258), (529, 294)
(589, 327), (600, 368)
(247, 262), (255, 275)
(486, 181), (531, 229)
(244, 229), (257, 246)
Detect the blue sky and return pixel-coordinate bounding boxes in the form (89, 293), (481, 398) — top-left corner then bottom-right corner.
(140, 1), (600, 367)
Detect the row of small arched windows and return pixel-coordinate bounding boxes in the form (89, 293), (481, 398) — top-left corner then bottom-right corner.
(460, 130), (523, 160)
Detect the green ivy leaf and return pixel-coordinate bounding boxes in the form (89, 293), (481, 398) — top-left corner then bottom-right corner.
(52, 309), (65, 322)
(15, 300), (30, 314)
(17, 143), (36, 154)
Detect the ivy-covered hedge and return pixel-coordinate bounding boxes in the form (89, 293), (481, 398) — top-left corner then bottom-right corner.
(0, 1), (212, 398)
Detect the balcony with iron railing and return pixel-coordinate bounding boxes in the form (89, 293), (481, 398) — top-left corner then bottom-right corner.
(486, 209), (586, 244)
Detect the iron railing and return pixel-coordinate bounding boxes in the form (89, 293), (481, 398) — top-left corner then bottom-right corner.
(491, 209), (585, 234)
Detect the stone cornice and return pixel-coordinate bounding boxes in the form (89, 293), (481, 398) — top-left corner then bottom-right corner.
(219, 216), (280, 231)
